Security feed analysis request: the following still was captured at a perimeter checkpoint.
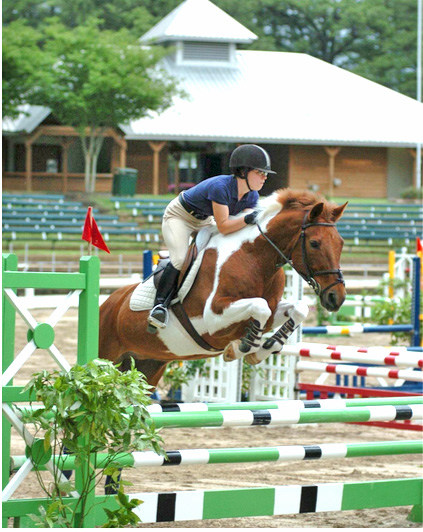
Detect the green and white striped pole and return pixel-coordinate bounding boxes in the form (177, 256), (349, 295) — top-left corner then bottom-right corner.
(12, 439), (422, 471)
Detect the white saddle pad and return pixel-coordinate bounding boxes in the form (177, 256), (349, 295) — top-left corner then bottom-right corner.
(130, 248), (206, 312)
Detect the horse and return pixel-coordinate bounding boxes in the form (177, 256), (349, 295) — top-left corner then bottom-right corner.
(99, 189), (348, 389)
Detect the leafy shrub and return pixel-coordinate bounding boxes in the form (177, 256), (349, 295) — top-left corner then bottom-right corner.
(401, 186), (422, 200)
(20, 359), (164, 528)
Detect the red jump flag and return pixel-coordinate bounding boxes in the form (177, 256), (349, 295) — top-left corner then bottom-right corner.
(417, 237), (422, 253)
(82, 206), (110, 254)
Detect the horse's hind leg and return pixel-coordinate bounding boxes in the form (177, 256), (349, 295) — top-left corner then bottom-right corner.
(245, 300), (309, 365)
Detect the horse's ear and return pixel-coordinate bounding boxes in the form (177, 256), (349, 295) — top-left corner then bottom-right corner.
(308, 202), (324, 222)
(331, 201), (348, 222)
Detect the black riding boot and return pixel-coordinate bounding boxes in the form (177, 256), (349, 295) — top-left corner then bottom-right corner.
(148, 262), (180, 331)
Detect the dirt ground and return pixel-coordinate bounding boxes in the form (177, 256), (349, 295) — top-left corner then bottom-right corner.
(6, 308), (423, 528)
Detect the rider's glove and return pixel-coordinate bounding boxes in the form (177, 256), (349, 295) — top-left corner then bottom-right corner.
(244, 211), (258, 225)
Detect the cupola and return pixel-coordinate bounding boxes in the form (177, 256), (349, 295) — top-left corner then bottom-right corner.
(139, 0), (257, 67)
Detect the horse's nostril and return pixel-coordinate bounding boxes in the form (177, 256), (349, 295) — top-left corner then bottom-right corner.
(328, 292), (337, 307)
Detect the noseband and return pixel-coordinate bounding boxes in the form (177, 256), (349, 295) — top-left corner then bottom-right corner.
(256, 211), (345, 297)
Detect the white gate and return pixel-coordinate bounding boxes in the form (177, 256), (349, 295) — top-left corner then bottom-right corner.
(181, 357), (242, 403)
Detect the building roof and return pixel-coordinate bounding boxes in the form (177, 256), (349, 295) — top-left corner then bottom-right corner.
(139, 0), (257, 44)
(123, 50), (423, 148)
(2, 105), (51, 135)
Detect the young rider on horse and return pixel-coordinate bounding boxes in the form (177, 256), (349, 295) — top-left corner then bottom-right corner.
(147, 144), (276, 331)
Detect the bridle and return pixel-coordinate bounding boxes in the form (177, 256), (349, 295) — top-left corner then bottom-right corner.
(256, 211), (345, 297)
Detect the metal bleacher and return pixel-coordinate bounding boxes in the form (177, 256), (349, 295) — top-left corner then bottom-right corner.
(2, 194), (421, 248)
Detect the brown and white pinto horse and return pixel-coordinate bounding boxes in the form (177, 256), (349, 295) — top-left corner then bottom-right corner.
(99, 189), (347, 389)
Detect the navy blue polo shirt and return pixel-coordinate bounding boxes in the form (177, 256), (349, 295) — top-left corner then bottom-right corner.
(182, 175), (258, 217)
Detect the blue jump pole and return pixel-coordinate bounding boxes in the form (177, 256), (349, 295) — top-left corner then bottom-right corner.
(412, 256), (421, 347)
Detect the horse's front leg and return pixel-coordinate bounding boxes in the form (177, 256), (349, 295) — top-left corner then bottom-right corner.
(204, 297), (272, 361)
(245, 299), (309, 365)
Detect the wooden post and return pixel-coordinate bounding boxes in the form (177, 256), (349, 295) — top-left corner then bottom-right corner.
(148, 141), (166, 195)
(173, 153), (181, 195)
(408, 148), (422, 188)
(324, 147), (341, 197)
(24, 128), (45, 192)
(107, 129), (127, 170)
(25, 142), (32, 192)
(119, 139), (127, 168)
(61, 138), (76, 194)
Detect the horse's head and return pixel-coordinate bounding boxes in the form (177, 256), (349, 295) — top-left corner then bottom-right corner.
(290, 200), (348, 312)
(258, 190), (347, 312)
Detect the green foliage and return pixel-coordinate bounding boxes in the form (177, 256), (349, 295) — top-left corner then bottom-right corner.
(30, 19), (179, 129)
(371, 276), (422, 345)
(2, 0), (180, 36)
(2, 16), (181, 192)
(216, 0), (418, 98)
(162, 359), (209, 394)
(101, 489), (143, 528)
(21, 358), (165, 527)
(350, 0), (418, 98)
(2, 22), (47, 118)
(240, 359), (264, 399)
(401, 187), (423, 200)
(371, 295), (414, 345)
(3, 0), (419, 98)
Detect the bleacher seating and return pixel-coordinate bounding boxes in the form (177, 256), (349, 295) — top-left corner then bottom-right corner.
(2, 193), (66, 202)
(2, 193), (162, 247)
(346, 202), (423, 213)
(3, 194), (421, 250)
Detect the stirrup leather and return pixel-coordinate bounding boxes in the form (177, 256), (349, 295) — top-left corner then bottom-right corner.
(148, 304), (169, 329)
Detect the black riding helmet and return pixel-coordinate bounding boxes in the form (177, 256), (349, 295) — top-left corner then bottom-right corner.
(229, 144), (276, 175)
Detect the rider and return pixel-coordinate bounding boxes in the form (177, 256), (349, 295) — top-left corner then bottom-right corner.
(147, 144), (276, 331)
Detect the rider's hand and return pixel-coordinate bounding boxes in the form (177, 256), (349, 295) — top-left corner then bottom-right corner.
(244, 211), (258, 225)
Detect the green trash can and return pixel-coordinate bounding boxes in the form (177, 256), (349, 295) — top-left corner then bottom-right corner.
(112, 168), (138, 196)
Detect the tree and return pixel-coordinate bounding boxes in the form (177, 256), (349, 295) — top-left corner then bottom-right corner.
(215, 0), (418, 98)
(349, 0), (419, 99)
(2, 0), (180, 37)
(7, 18), (181, 192)
(2, 22), (47, 119)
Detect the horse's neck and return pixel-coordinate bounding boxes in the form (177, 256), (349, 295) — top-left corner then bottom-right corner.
(260, 210), (302, 260)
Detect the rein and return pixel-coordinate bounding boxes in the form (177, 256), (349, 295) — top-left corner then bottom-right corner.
(256, 211), (345, 297)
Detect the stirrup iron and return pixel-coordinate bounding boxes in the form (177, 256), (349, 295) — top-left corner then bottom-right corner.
(148, 304), (170, 329)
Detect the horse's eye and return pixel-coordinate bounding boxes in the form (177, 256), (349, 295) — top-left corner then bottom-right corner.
(310, 240), (320, 249)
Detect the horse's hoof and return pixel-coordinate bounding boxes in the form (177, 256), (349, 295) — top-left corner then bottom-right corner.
(223, 343), (237, 362)
(244, 353), (261, 365)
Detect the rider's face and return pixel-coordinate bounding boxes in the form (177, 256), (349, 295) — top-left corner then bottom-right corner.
(247, 169), (268, 190)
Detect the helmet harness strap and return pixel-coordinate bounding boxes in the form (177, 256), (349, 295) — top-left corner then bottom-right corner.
(244, 168), (253, 191)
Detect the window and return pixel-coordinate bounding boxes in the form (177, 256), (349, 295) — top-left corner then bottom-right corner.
(182, 41), (231, 63)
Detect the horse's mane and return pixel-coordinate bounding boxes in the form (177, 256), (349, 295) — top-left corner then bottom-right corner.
(258, 188), (337, 222)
